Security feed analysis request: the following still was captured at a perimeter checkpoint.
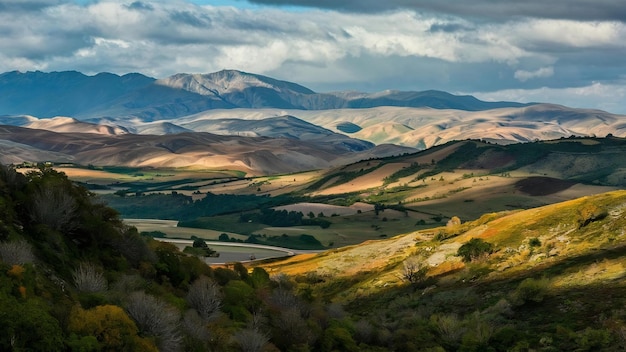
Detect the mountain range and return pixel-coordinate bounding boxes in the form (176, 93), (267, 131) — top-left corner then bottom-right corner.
(1, 69), (625, 173)
(0, 69), (530, 120)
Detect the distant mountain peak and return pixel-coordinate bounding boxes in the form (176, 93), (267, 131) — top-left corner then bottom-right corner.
(157, 69), (315, 98)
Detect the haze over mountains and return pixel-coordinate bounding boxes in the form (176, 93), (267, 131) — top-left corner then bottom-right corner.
(1, 69), (625, 172)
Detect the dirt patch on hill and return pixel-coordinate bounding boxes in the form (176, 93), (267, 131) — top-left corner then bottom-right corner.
(515, 176), (577, 196)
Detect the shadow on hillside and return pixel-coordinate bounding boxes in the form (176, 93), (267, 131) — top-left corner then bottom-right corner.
(515, 176), (577, 196)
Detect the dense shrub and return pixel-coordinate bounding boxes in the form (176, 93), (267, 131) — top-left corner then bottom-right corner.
(0, 292), (65, 351)
(0, 240), (35, 265)
(232, 328), (269, 352)
(509, 278), (549, 306)
(457, 238), (493, 262)
(528, 237), (542, 248)
(68, 305), (157, 351)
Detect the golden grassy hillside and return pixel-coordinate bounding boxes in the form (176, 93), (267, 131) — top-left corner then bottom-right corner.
(260, 190), (626, 302)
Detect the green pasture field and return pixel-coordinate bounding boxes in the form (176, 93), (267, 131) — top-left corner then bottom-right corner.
(179, 214), (266, 235)
(266, 211), (437, 247)
(125, 218), (249, 242)
(56, 165), (249, 193)
(189, 209), (435, 248)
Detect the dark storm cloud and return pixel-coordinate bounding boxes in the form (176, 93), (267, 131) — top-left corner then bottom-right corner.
(246, 0), (626, 22)
(428, 23), (473, 33)
(0, 0), (65, 12)
(126, 1), (154, 11)
(169, 10), (212, 27)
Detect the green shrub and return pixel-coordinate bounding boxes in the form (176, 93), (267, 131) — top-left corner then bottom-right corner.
(509, 278), (549, 306)
(528, 237), (541, 247)
(322, 325), (359, 352)
(0, 293), (65, 351)
(574, 327), (612, 351)
(490, 326), (525, 351)
(457, 238), (493, 262)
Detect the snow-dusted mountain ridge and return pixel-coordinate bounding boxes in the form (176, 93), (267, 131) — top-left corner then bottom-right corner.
(0, 69), (531, 120)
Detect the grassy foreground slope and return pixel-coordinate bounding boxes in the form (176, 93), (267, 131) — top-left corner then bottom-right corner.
(260, 190), (626, 350)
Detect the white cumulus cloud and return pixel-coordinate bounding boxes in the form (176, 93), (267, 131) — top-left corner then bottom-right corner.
(514, 67), (554, 82)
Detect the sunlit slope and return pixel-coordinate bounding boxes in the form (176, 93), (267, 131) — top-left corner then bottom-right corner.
(298, 138), (625, 211)
(24, 116), (129, 135)
(0, 125), (411, 175)
(179, 104), (626, 149)
(187, 137), (623, 225)
(261, 190), (626, 301)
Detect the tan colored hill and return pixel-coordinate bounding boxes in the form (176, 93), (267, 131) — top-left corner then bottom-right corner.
(179, 104), (626, 149)
(0, 139), (73, 164)
(24, 116), (129, 135)
(0, 125), (411, 175)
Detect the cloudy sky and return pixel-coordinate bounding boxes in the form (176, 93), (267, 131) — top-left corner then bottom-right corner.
(1, 0), (625, 113)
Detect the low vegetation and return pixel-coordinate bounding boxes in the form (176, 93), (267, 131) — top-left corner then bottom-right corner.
(259, 189), (626, 351)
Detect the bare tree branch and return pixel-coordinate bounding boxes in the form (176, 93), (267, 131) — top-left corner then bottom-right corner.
(233, 328), (269, 352)
(125, 291), (182, 352)
(186, 276), (222, 322)
(72, 262), (107, 293)
(0, 240), (35, 265)
(30, 187), (78, 232)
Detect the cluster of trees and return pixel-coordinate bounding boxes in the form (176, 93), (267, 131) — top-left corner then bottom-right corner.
(248, 233), (325, 250)
(383, 162), (422, 185)
(0, 165), (391, 350)
(184, 238), (219, 257)
(240, 208), (331, 229)
(103, 191), (295, 221)
(244, 209), (304, 227)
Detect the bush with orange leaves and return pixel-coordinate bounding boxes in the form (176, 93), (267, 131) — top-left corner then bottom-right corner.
(68, 304), (157, 352)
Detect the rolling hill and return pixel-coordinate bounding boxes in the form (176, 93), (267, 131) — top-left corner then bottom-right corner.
(10, 103), (624, 151)
(174, 104), (626, 149)
(0, 124), (413, 175)
(95, 136), (625, 258)
(290, 137), (626, 220)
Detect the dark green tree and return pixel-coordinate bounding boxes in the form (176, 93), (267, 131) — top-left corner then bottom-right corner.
(457, 238), (493, 262)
